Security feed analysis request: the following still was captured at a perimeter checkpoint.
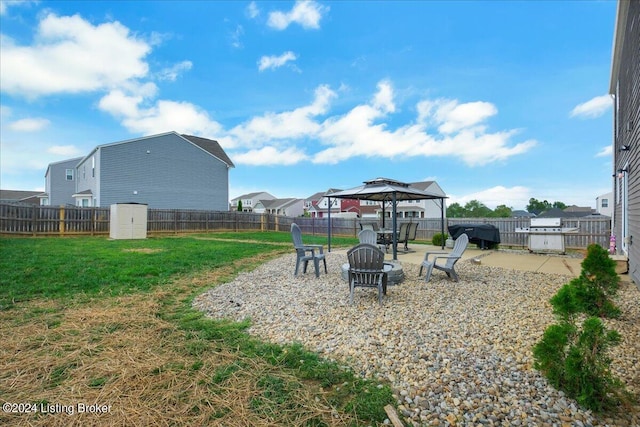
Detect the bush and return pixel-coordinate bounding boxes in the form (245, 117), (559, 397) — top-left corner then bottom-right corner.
(533, 243), (628, 412)
(551, 244), (621, 319)
(432, 233), (448, 246)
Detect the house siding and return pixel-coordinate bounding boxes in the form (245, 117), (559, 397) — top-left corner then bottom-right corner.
(612, 0), (640, 285)
(45, 158), (82, 206)
(76, 151), (100, 206)
(97, 133), (229, 210)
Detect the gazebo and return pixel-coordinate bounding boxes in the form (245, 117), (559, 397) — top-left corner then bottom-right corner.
(327, 177), (448, 260)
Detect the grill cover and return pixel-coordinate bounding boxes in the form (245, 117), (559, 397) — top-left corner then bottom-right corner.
(448, 224), (501, 249)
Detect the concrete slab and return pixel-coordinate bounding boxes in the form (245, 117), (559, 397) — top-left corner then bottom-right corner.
(380, 244), (584, 277)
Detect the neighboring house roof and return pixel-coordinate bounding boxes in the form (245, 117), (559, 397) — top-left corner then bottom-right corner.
(232, 191), (275, 201)
(305, 191), (326, 203)
(181, 134), (234, 168)
(512, 210), (536, 218)
(0, 189), (42, 204)
(563, 205), (595, 216)
(258, 198), (300, 209)
(537, 208), (571, 218)
(409, 180), (446, 197)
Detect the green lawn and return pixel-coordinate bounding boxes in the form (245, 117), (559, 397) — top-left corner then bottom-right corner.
(0, 232), (392, 427)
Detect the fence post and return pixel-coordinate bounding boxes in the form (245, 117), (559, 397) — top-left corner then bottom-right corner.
(59, 206), (65, 236)
(91, 207), (95, 236)
(275, 215), (279, 232)
(32, 205), (37, 236)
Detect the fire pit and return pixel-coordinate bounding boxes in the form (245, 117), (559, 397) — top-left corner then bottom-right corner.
(341, 261), (404, 285)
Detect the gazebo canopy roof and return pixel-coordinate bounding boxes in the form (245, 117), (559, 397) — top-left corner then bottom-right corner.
(328, 177), (447, 202)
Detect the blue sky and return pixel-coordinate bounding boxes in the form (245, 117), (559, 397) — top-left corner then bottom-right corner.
(0, 0), (617, 210)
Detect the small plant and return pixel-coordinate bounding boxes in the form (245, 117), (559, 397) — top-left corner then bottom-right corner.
(551, 244), (621, 319)
(533, 243), (628, 412)
(432, 233), (448, 246)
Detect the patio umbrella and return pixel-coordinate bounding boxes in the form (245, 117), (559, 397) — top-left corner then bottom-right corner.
(327, 177), (447, 260)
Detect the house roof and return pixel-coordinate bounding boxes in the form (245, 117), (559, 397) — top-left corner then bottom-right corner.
(408, 180), (445, 195)
(512, 210), (536, 218)
(563, 205), (593, 213)
(258, 198), (301, 209)
(305, 191), (326, 202)
(0, 189), (42, 203)
(77, 131), (234, 168)
(181, 134), (234, 168)
(232, 191), (274, 201)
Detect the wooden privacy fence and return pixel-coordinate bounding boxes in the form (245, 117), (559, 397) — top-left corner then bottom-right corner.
(0, 203), (611, 249)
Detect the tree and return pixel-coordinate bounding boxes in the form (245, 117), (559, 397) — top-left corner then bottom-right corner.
(446, 202), (465, 218)
(464, 200), (492, 217)
(553, 201), (567, 210)
(237, 200), (243, 211)
(493, 204), (513, 218)
(527, 198), (568, 215)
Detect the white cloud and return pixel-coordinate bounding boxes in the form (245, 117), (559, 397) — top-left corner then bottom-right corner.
(258, 51), (298, 71)
(267, 1), (327, 30)
(229, 25), (244, 49)
(97, 74), (535, 168)
(157, 60), (192, 81)
(570, 95), (612, 119)
(232, 146), (308, 165)
(0, 0), (35, 16)
(596, 145), (612, 157)
(228, 84), (335, 147)
(246, 1), (260, 19)
(312, 82), (536, 166)
(108, 98), (223, 138)
(418, 99), (497, 134)
(448, 186), (532, 210)
(8, 117), (50, 132)
(48, 145), (82, 156)
(0, 13), (150, 98)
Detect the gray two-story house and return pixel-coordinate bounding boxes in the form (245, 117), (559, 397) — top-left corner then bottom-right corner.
(41, 157), (84, 206)
(610, 0), (639, 286)
(45, 132), (234, 210)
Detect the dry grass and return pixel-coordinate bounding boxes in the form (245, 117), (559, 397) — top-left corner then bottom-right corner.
(0, 260), (358, 427)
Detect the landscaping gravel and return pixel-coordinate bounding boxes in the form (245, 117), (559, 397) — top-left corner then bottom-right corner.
(193, 252), (640, 427)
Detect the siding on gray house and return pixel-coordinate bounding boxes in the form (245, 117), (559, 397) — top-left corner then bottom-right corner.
(73, 132), (234, 210)
(610, 0), (640, 287)
(44, 157), (83, 206)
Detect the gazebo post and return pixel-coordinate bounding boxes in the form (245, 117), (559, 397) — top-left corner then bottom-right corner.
(440, 198), (445, 249)
(392, 191), (398, 260)
(327, 196), (332, 252)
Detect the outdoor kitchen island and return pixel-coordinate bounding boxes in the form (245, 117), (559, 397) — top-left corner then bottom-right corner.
(515, 217), (579, 254)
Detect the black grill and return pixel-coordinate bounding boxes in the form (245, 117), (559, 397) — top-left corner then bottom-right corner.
(448, 224), (500, 249)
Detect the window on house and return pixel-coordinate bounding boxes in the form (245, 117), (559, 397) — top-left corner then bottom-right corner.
(65, 169), (74, 181)
(601, 198), (609, 208)
(92, 157), (95, 177)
